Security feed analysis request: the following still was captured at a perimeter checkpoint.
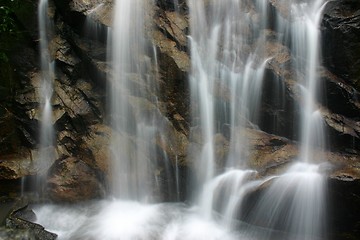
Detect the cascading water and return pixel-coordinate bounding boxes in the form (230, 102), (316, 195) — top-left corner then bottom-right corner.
(34, 0), (331, 239)
(293, 1), (328, 163)
(108, 0), (156, 201)
(246, 163), (327, 240)
(36, 0), (56, 193)
(245, 1), (328, 239)
(188, 0), (269, 220)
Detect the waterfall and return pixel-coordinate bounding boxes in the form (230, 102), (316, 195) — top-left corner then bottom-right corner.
(109, 0), (149, 200)
(245, 1), (328, 239)
(108, 0), (167, 201)
(292, 1), (328, 163)
(188, 0), (328, 238)
(35, 0), (331, 239)
(37, 0), (56, 193)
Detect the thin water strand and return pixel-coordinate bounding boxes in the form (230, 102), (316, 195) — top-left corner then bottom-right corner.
(109, 0), (167, 202)
(297, 1), (328, 163)
(37, 0), (56, 193)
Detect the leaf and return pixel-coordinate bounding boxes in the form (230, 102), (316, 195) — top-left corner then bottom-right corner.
(0, 52), (8, 62)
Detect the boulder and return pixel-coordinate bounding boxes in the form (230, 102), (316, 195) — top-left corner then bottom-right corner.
(4, 198), (57, 240)
(240, 128), (360, 180)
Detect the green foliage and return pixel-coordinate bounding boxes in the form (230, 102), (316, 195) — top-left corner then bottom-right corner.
(0, 0), (20, 34)
(0, 0), (22, 100)
(0, 0), (34, 101)
(0, 0), (19, 59)
(0, 6), (16, 33)
(0, 52), (8, 62)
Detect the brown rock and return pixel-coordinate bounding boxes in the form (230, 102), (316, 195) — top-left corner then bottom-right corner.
(54, 81), (93, 120)
(0, 147), (56, 180)
(80, 124), (111, 175)
(47, 157), (105, 202)
(152, 30), (190, 73)
(154, 9), (189, 48)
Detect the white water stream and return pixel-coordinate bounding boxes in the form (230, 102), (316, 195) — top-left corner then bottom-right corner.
(107, 0), (157, 201)
(35, 0), (56, 193)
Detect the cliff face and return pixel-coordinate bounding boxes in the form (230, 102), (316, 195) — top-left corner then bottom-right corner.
(0, 0), (359, 237)
(322, 0), (360, 91)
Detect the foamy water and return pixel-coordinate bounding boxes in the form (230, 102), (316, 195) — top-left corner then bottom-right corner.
(34, 201), (241, 240)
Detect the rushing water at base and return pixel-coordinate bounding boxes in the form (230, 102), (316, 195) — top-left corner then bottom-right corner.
(35, 200), (319, 240)
(34, 0), (329, 239)
(245, 163), (327, 240)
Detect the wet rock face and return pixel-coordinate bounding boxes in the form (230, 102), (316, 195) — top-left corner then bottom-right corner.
(328, 178), (360, 240)
(3, 198), (57, 240)
(156, 0), (188, 12)
(322, 0), (360, 91)
(46, 157), (105, 202)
